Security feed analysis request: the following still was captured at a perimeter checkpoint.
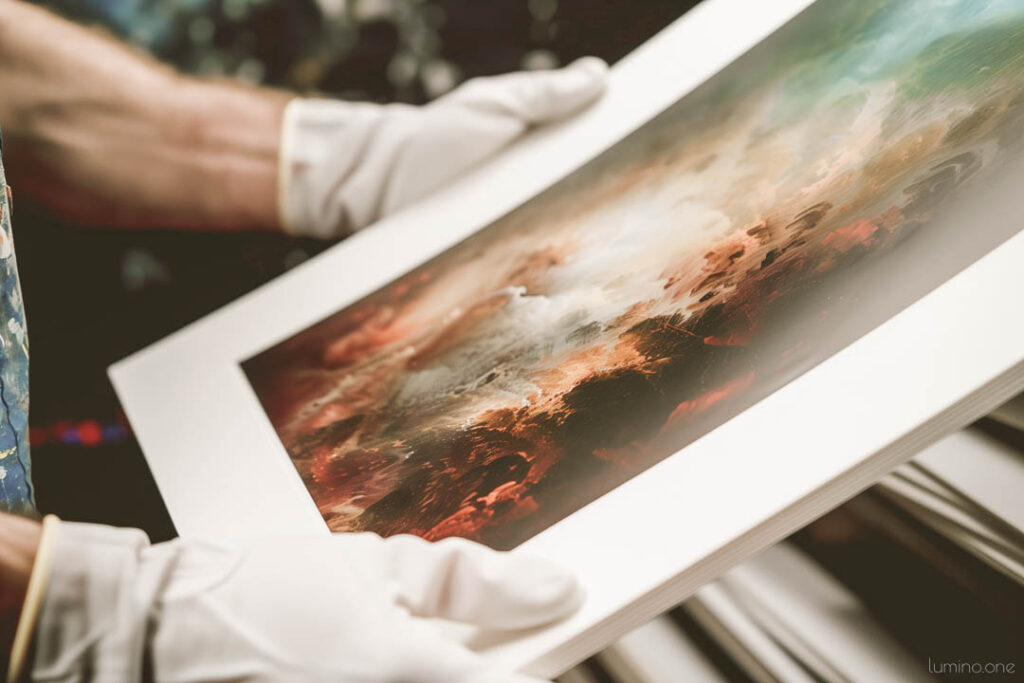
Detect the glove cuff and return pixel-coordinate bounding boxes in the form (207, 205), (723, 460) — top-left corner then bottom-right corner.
(278, 97), (392, 239)
(277, 97), (302, 238)
(30, 521), (153, 682)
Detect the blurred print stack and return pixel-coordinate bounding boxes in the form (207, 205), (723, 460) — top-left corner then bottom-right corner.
(560, 393), (1024, 682)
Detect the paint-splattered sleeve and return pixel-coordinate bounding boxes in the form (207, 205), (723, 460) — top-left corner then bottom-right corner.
(0, 129), (35, 516)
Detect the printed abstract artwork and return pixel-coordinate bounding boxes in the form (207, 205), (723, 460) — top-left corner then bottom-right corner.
(245, 0), (1024, 549)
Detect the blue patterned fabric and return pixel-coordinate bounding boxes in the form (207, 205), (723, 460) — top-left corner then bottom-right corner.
(0, 130), (34, 515)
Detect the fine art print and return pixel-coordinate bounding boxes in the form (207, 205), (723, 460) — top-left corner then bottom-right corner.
(244, 0), (1024, 549)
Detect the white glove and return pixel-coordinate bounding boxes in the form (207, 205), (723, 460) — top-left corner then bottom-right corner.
(27, 520), (582, 682)
(279, 57), (608, 238)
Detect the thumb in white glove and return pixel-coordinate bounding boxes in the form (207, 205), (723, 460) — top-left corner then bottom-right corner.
(280, 57), (608, 238)
(28, 520), (582, 682)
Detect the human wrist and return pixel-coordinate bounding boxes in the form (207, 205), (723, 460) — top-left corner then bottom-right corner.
(0, 0), (289, 231)
(0, 513), (39, 611)
(171, 79), (290, 231)
(0, 513), (41, 667)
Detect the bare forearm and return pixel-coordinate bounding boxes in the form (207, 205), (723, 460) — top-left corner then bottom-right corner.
(0, 512), (39, 664)
(0, 0), (287, 231)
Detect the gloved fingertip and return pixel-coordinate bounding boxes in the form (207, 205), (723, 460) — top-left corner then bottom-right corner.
(565, 55), (610, 79)
(525, 56), (609, 123)
(384, 534), (585, 629)
(508, 554), (586, 623)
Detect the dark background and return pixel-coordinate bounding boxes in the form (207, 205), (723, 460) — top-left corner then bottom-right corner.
(20, 0), (699, 541)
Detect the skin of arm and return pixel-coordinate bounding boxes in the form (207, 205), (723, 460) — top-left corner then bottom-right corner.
(0, 511), (40, 667)
(0, 0), (288, 231)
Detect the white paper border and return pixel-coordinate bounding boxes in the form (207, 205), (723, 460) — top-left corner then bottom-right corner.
(110, 0), (1024, 674)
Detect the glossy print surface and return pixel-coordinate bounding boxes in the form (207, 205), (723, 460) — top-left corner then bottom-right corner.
(244, 0), (1024, 549)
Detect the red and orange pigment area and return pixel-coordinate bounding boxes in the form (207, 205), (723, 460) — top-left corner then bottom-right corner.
(245, 146), (981, 549)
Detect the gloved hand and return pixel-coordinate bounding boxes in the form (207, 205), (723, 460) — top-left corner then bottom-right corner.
(280, 57), (608, 238)
(25, 520), (581, 682)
